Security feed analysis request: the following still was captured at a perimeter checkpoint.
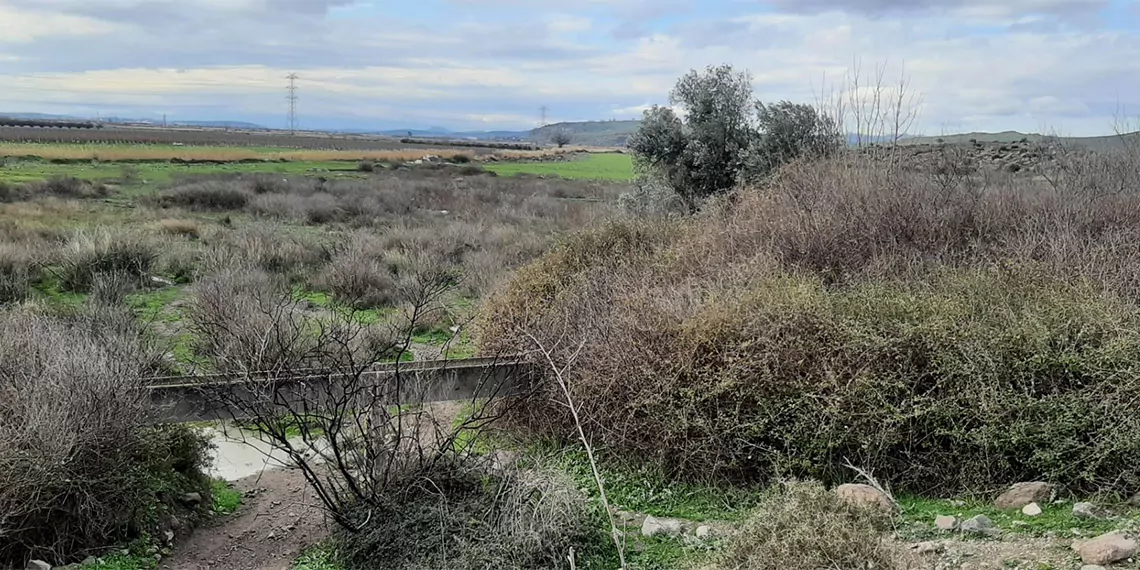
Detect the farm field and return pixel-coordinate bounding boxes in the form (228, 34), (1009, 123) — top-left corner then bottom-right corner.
(0, 125), (537, 151)
(484, 151), (634, 180)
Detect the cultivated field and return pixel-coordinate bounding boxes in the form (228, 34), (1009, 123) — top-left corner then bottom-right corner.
(0, 125), (539, 151)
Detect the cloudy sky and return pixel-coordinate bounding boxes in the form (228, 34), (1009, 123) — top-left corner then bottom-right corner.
(0, 0), (1137, 135)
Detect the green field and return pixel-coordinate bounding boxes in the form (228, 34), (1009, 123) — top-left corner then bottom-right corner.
(484, 153), (634, 180)
(0, 159), (366, 189)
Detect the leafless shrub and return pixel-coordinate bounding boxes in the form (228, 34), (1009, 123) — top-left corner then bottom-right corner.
(0, 177), (109, 203)
(56, 230), (159, 293)
(0, 243), (38, 305)
(0, 309), (211, 566)
(716, 481), (911, 570)
(185, 261), (524, 540)
(200, 225), (329, 277)
(481, 153), (1140, 496)
(151, 181), (249, 211)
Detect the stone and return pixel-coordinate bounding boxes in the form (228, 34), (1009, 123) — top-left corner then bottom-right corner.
(1021, 503), (1043, 517)
(1072, 532), (1138, 566)
(1127, 492), (1140, 508)
(1079, 566), (1107, 570)
(935, 515), (959, 531)
(1073, 502), (1106, 520)
(994, 482), (1055, 510)
(80, 557), (96, 567)
(912, 541), (946, 555)
(180, 492), (203, 506)
(835, 484), (895, 514)
(641, 515), (685, 538)
(960, 515), (999, 536)
(695, 525), (714, 540)
(164, 529), (175, 543)
(26, 561), (51, 570)
(486, 450), (521, 475)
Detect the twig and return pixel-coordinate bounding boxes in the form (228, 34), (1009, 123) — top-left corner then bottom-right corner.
(526, 332), (627, 570)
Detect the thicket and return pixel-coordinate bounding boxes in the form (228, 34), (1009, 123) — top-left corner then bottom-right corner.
(0, 308), (213, 566)
(480, 153), (1140, 496)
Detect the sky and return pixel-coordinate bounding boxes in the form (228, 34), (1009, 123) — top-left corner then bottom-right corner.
(1, 0), (1138, 135)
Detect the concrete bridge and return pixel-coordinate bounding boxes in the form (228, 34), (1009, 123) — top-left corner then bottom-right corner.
(147, 355), (535, 423)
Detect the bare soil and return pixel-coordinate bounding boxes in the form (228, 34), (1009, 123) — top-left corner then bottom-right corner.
(161, 469), (330, 570)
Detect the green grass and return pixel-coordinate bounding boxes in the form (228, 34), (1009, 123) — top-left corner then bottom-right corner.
(82, 553), (159, 570)
(485, 153), (633, 181)
(897, 496), (1133, 539)
(0, 158), (367, 191)
(535, 444), (762, 522)
(210, 479), (243, 515)
(293, 544), (343, 570)
(126, 286), (185, 323)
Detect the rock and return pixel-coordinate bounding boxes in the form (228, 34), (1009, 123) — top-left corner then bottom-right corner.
(180, 492), (203, 506)
(1072, 532), (1138, 566)
(80, 557), (96, 566)
(164, 529), (175, 543)
(1127, 492), (1140, 507)
(960, 514), (999, 536)
(994, 482), (1055, 510)
(912, 541), (946, 555)
(935, 515), (959, 531)
(1073, 502), (1106, 520)
(695, 525), (714, 540)
(1079, 566), (1107, 570)
(641, 515), (685, 538)
(835, 484), (895, 514)
(486, 450), (521, 475)
(26, 561), (51, 570)
(1021, 502), (1043, 517)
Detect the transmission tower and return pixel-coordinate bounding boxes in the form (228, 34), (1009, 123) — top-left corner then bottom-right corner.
(539, 105), (548, 127)
(286, 73), (299, 134)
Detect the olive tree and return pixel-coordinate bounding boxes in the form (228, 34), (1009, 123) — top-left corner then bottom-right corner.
(742, 101), (843, 182)
(628, 65), (754, 212)
(629, 65), (843, 212)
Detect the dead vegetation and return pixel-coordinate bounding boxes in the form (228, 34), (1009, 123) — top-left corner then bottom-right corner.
(715, 481), (911, 570)
(480, 149), (1140, 497)
(0, 308), (213, 566)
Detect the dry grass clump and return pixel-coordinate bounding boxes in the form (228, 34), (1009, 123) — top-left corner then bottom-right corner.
(152, 180), (250, 211)
(57, 229), (160, 293)
(334, 463), (599, 570)
(716, 481), (909, 570)
(0, 243), (38, 305)
(480, 153), (1140, 496)
(0, 177), (109, 203)
(152, 218), (202, 239)
(199, 225), (330, 278)
(0, 308), (212, 566)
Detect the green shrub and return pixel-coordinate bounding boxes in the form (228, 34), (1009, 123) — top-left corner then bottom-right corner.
(716, 481), (909, 570)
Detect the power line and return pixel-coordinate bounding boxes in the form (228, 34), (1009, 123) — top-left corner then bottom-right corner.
(286, 73), (299, 134)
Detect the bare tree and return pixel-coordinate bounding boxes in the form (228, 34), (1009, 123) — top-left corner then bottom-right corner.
(551, 128), (573, 148)
(184, 267), (521, 532)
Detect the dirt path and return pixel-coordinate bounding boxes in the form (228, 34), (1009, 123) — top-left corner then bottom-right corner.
(161, 469), (330, 570)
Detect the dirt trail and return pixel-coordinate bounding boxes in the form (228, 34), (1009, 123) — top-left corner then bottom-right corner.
(161, 469), (330, 570)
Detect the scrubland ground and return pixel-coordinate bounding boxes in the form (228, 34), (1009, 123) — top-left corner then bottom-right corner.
(6, 140), (1140, 570)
